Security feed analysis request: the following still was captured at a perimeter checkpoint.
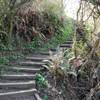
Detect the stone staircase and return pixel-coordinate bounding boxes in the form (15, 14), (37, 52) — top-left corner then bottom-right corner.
(0, 40), (73, 100)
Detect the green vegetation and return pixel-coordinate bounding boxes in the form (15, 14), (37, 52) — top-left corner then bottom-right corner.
(0, 0), (100, 100)
(0, 0), (73, 51)
(0, 57), (9, 65)
(0, 0), (74, 67)
(35, 73), (48, 88)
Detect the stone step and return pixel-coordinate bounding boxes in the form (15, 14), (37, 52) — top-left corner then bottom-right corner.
(0, 81), (35, 89)
(25, 57), (50, 62)
(8, 67), (43, 73)
(50, 48), (57, 52)
(39, 52), (50, 55)
(63, 41), (73, 44)
(8, 63), (44, 68)
(60, 44), (72, 48)
(19, 61), (44, 67)
(30, 54), (49, 57)
(0, 96), (37, 100)
(0, 88), (37, 99)
(1, 70), (35, 76)
(0, 74), (35, 80)
(31, 52), (50, 56)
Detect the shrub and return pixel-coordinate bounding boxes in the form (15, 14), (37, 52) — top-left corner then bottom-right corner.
(35, 73), (48, 88)
(0, 56), (9, 65)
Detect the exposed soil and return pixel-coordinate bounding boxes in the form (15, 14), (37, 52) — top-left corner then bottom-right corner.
(37, 71), (100, 100)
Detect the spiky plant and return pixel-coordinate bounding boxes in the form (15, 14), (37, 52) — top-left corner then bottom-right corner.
(42, 49), (65, 82)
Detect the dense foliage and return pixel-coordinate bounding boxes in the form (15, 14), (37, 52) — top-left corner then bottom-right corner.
(0, 0), (73, 50)
(1, 0), (100, 100)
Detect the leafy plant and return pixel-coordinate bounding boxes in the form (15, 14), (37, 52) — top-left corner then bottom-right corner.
(43, 49), (65, 80)
(0, 56), (9, 65)
(41, 95), (47, 100)
(0, 0), (74, 51)
(43, 48), (78, 82)
(7, 55), (18, 61)
(35, 73), (48, 89)
(0, 0), (30, 47)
